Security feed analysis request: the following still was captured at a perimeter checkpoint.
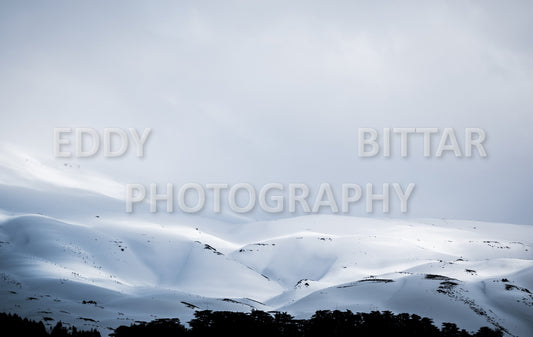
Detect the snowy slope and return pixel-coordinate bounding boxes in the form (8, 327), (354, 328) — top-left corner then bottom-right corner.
(0, 149), (532, 336)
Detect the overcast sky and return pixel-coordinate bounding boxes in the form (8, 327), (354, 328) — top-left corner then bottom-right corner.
(0, 1), (532, 224)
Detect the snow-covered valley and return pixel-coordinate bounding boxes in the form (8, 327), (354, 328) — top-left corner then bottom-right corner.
(0, 150), (532, 336)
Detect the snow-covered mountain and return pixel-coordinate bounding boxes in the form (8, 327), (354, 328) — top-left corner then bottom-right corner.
(0, 148), (532, 336)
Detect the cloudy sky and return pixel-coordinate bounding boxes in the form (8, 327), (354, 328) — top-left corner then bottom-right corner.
(0, 1), (532, 224)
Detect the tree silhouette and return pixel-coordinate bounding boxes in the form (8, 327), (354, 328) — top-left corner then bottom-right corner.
(0, 310), (504, 337)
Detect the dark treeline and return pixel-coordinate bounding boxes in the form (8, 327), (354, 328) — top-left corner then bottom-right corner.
(112, 310), (503, 337)
(0, 312), (100, 337)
